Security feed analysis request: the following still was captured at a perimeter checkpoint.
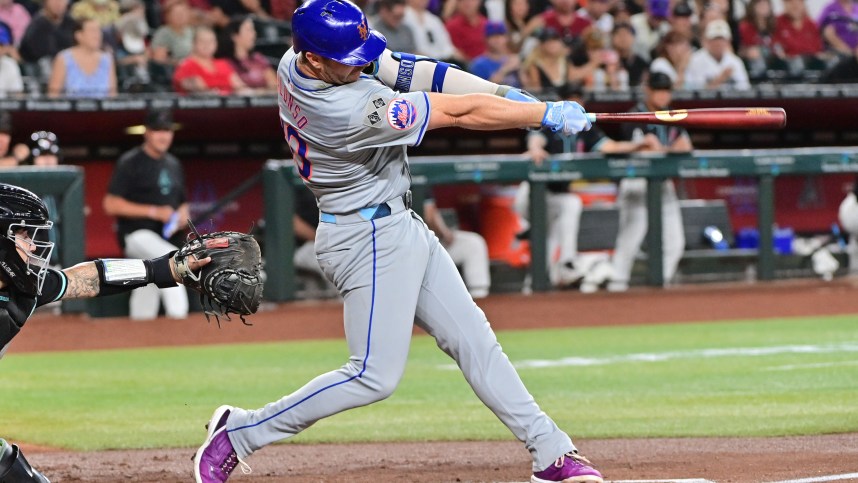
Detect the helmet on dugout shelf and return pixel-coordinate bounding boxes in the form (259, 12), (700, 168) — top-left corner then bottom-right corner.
(291, 0), (387, 66)
(0, 183), (54, 296)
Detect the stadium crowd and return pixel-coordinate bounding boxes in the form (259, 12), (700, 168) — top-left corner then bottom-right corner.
(0, 0), (852, 98)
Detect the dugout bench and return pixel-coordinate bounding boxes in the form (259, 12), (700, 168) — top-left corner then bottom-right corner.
(261, 146), (858, 301)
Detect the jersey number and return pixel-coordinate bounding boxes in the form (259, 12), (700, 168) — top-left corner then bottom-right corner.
(285, 125), (311, 179)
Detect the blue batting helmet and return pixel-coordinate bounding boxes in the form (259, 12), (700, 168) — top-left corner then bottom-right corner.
(291, 0), (387, 66)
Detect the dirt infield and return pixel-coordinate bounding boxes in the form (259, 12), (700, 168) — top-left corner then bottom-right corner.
(11, 278), (858, 482)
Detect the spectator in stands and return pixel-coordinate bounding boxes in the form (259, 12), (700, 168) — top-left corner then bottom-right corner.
(0, 111), (30, 167)
(403, 0), (460, 62)
(173, 25), (247, 94)
(209, 0), (270, 28)
(504, 0), (533, 53)
(630, 0), (671, 60)
(738, 0), (777, 79)
(838, 177), (858, 271)
(19, 0), (75, 64)
(269, 0), (297, 22)
(818, 0), (858, 81)
(444, 0), (487, 61)
(649, 30), (693, 88)
(216, 15), (276, 92)
(151, 0), (194, 66)
(47, 18), (117, 98)
(774, 0), (825, 75)
(611, 21), (648, 87)
(469, 21), (521, 85)
(569, 28), (630, 91)
(515, 82), (654, 288)
(103, 108), (190, 320)
(423, 197), (491, 298)
(520, 27), (569, 94)
(369, 0), (417, 53)
(0, 0), (30, 46)
(0, 22), (23, 96)
(608, 72), (692, 292)
(112, 0), (152, 91)
(669, 2), (698, 49)
(685, 19), (750, 89)
(577, 0), (614, 38)
(70, 0), (120, 27)
(525, 0), (591, 47)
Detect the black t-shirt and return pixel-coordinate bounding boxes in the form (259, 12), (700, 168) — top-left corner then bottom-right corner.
(621, 54), (649, 87)
(1, 268), (67, 349)
(107, 146), (186, 248)
(19, 13), (76, 62)
(619, 102), (689, 145)
(541, 126), (608, 193)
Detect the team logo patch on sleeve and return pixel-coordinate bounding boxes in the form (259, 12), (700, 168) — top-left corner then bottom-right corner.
(387, 98), (417, 130)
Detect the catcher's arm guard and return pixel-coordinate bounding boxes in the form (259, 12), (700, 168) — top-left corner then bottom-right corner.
(173, 221), (263, 325)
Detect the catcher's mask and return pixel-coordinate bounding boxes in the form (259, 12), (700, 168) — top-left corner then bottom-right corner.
(0, 183), (54, 296)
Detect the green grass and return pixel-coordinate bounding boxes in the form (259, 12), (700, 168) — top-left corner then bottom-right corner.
(1, 314), (857, 450)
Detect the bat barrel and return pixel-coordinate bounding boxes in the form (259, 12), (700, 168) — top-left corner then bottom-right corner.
(591, 108), (787, 130)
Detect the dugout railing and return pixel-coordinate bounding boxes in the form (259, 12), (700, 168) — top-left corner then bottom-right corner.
(263, 146), (858, 301)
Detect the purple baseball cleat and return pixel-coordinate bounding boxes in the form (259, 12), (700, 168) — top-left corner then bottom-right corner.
(193, 405), (251, 483)
(531, 451), (604, 483)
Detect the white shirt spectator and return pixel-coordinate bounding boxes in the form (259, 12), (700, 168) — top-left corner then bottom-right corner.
(685, 19), (750, 90)
(630, 12), (670, 61)
(402, 5), (456, 59)
(0, 56), (23, 97)
(685, 48), (750, 89)
(649, 57), (681, 85)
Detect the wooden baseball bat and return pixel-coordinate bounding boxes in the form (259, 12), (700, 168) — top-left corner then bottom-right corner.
(585, 108), (787, 129)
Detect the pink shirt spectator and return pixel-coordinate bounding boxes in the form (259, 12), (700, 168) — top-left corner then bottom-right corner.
(445, 13), (487, 60)
(0, 1), (30, 46)
(173, 57), (236, 94)
(774, 13), (823, 55)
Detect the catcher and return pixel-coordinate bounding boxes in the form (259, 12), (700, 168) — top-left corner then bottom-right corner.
(0, 183), (262, 482)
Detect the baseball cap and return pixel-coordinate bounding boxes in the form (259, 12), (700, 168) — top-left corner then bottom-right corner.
(648, 71), (673, 90)
(116, 14), (149, 55)
(485, 21), (507, 37)
(144, 109), (178, 130)
(0, 22), (12, 47)
(0, 111), (11, 134)
(704, 19), (732, 40)
(648, 0), (669, 18)
(672, 2), (693, 17)
(536, 27), (561, 42)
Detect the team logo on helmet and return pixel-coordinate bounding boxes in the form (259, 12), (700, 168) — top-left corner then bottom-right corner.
(358, 20), (369, 41)
(387, 99), (417, 130)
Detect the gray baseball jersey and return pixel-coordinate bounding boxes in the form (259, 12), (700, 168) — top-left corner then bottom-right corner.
(221, 47), (577, 474)
(277, 47), (429, 213)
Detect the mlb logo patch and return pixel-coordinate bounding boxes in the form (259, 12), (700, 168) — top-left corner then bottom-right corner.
(387, 98), (417, 130)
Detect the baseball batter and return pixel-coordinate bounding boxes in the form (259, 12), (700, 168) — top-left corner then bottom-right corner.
(192, 1), (603, 482)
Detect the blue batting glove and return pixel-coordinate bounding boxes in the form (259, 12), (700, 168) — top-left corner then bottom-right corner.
(541, 101), (592, 135)
(503, 87), (540, 103)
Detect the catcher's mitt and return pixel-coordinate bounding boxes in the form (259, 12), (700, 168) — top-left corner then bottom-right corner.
(174, 221), (263, 324)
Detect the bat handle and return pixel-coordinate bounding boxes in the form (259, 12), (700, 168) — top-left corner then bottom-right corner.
(586, 113), (596, 124)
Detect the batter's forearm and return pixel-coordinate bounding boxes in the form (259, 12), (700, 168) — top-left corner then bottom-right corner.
(428, 93), (546, 131)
